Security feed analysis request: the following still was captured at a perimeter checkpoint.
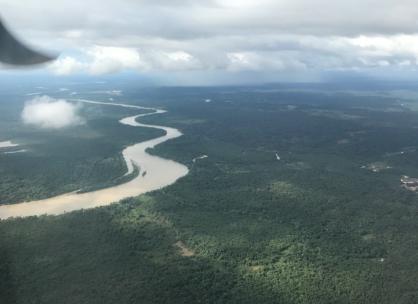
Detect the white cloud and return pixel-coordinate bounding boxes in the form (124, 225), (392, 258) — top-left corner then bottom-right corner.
(49, 48), (205, 75)
(152, 51), (202, 70)
(227, 52), (267, 71)
(5, 0), (418, 81)
(87, 46), (145, 74)
(226, 51), (306, 72)
(44, 33), (418, 79)
(49, 56), (86, 75)
(22, 96), (84, 129)
(49, 46), (146, 75)
(63, 30), (84, 39)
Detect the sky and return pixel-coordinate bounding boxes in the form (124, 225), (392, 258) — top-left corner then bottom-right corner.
(1, 0), (418, 85)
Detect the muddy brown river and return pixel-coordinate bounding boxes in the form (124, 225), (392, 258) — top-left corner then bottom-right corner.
(0, 100), (189, 219)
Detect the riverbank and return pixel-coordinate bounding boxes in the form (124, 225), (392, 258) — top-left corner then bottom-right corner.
(0, 100), (189, 219)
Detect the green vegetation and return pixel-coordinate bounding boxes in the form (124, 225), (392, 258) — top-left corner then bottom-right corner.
(0, 98), (162, 204)
(1, 87), (418, 303)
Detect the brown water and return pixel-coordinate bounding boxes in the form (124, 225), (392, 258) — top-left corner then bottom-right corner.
(0, 100), (189, 219)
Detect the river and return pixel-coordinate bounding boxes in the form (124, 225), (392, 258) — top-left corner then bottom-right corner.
(0, 100), (189, 219)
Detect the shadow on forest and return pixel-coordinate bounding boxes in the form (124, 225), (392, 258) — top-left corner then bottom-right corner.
(0, 248), (17, 304)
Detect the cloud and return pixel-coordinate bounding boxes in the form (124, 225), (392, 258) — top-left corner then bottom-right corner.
(4, 0), (418, 82)
(49, 47), (203, 75)
(49, 56), (86, 75)
(86, 46), (145, 74)
(22, 96), (84, 129)
(147, 50), (203, 71)
(227, 52), (283, 72)
(49, 46), (146, 75)
(5, 0), (418, 42)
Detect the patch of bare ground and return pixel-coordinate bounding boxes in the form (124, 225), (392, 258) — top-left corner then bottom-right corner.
(174, 241), (195, 257)
(249, 265), (264, 272)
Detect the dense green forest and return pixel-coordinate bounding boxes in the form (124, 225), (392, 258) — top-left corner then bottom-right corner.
(1, 86), (418, 303)
(0, 95), (162, 204)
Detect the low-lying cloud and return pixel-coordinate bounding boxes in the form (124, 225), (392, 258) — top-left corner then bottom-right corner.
(22, 96), (84, 129)
(48, 47), (201, 75)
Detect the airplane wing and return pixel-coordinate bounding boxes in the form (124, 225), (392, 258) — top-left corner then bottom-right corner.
(0, 20), (56, 66)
